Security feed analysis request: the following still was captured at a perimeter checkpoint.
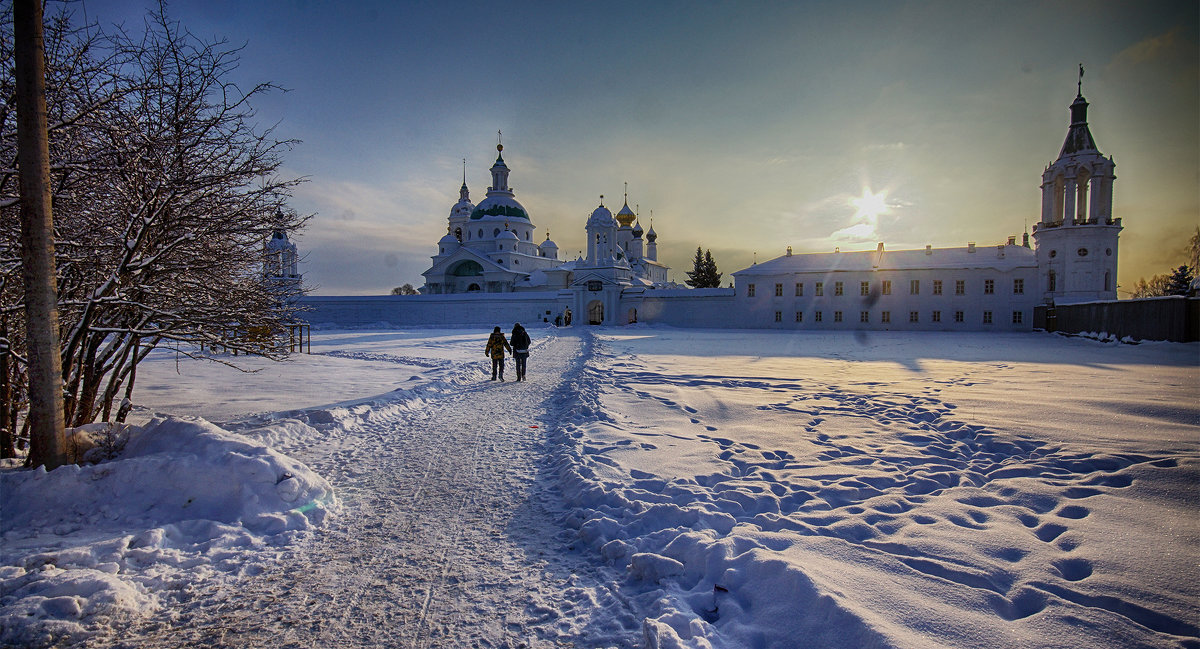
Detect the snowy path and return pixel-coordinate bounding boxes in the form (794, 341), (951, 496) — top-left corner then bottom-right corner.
(98, 332), (643, 648)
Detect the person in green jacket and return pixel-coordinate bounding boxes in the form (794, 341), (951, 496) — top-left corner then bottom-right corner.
(485, 326), (512, 381)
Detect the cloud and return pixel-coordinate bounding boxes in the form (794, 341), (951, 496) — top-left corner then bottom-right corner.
(1111, 27), (1184, 67)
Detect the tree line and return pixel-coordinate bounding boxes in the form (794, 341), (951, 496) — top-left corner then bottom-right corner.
(1129, 228), (1198, 298)
(1, 3), (307, 460)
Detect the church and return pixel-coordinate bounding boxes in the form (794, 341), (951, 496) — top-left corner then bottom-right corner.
(419, 137), (672, 324)
(302, 81), (1124, 330)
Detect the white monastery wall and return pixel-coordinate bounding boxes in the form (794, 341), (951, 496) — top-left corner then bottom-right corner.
(302, 293), (564, 329)
(623, 288), (738, 327)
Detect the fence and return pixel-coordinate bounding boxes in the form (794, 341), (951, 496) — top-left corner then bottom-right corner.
(1034, 296), (1200, 342)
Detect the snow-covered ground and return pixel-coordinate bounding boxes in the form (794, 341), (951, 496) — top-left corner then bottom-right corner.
(1, 327), (1197, 648)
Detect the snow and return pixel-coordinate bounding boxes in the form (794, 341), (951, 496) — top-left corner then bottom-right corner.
(1, 327), (1197, 648)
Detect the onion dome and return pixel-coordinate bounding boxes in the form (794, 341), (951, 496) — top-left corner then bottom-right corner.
(438, 228), (461, 251)
(539, 231), (559, 252)
(587, 200), (616, 228)
(616, 201), (636, 228)
(450, 187), (474, 220)
(632, 220), (644, 238)
(497, 227), (519, 242)
(471, 195), (529, 221)
(646, 223), (658, 243)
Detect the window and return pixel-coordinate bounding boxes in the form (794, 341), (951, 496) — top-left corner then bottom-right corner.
(860, 281), (870, 296)
(1012, 311), (1023, 324)
(933, 280), (943, 295)
(860, 311), (869, 323)
(747, 284), (756, 297)
(795, 282), (803, 297)
(774, 311), (782, 322)
(775, 283), (783, 297)
(882, 280), (892, 295)
(955, 280), (965, 295)
(909, 311), (919, 323)
(983, 310), (993, 324)
(954, 311), (964, 323)
(984, 279), (995, 295)
(795, 311), (803, 323)
(834, 311), (843, 322)
(910, 279), (920, 295)
(1105, 271), (1111, 291)
(932, 310), (941, 323)
(834, 281), (844, 296)
(815, 282), (824, 296)
(881, 311), (891, 323)
(1013, 278), (1024, 294)
(494, 228), (501, 237)
(815, 311), (823, 322)
(1048, 271), (1056, 292)
(477, 229), (484, 239)
(1077, 248), (1088, 257)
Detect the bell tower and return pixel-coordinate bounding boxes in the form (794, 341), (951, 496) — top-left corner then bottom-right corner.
(1031, 66), (1121, 304)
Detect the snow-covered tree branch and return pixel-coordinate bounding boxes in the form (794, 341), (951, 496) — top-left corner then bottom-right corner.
(0, 2), (309, 445)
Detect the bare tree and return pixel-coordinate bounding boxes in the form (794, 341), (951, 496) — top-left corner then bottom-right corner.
(0, 4), (308, 441)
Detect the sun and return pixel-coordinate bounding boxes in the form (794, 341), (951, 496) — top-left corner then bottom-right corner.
(851, 189), (889, 221)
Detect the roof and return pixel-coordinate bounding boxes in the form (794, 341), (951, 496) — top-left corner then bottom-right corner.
(470, 195), (529, 221)
(734, 244), (1037, 276)
(1059, 95), (1100, 157)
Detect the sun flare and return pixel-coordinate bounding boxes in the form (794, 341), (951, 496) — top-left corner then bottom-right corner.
(851, 189), (890, 221)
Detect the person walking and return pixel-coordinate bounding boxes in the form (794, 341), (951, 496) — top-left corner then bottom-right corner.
(485, 326), (511, 381)
(510, 323), (530, 381)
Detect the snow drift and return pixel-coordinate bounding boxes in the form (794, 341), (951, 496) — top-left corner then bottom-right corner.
(0, 416), (336, 646)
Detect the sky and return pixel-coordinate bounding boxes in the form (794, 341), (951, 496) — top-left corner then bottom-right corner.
(75, 0), (1198, 295)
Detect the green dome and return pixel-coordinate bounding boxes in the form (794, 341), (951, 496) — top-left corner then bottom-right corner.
(470, 196), (530, 221)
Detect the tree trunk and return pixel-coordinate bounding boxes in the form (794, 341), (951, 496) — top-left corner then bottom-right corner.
(14, 0), (67, 469)
(0, 316), (15, 459)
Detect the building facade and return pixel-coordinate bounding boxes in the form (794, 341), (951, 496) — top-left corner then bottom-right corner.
(730, 85), (1120, 331)
(304, 84), (1125, 330)
(420, 141), (669, 302)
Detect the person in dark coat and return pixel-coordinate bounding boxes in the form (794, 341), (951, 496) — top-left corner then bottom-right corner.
(510, 323), (531, 381)
(485, 326), (511, 381)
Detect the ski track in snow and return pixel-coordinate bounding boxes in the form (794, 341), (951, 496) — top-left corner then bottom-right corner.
(92, 332), (646, 649)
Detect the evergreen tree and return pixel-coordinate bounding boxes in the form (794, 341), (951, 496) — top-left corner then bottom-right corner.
(703, 250), (722, 288)
(1166, 265), (1193, 296)
(685, 246), (706, 288)
(685, 247), (722, 288)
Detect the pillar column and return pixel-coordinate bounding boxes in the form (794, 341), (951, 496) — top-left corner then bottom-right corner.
(1063, 178), (1077, 226)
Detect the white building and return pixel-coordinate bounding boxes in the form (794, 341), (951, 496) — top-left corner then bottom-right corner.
(1032, 87), (1121, 304)
(420, 140), (670, 304)
(734, 240), (1039, 331)
(731, 84), (1120, 331)
(264, 227), (301, 291)
(301, 83), (1125, 330)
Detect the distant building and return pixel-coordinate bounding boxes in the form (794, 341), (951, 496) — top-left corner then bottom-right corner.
(264, 227), (302, 292)
(304, 82), (1125, 330)
(731, 83), (1120, 331)
(420, 141), (669, 300)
